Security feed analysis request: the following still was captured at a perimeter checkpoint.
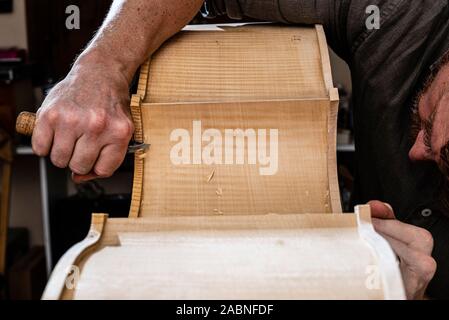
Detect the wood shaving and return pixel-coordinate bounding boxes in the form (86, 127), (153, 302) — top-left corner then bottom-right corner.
(207, 169), (215, 182)
(138, 153), (147, 160)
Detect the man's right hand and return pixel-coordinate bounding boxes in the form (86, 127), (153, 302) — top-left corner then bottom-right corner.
(32, 54), (134, 184)
(30, 0), (206, 183)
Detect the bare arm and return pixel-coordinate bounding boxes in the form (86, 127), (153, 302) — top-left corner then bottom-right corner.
(33, 0), (204, 183)
(84, 0), (204, 82)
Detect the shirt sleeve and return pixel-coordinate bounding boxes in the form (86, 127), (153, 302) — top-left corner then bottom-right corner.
(201, 0), (395, 62)
(203, 0), (331, 23)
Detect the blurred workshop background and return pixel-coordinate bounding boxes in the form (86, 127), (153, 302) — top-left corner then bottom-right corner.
(0, 0), (354, 300)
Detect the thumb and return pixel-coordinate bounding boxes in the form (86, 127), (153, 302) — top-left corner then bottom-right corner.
(367, 200), (396, 219)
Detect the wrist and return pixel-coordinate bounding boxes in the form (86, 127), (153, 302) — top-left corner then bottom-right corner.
(73, 48), (137, 84)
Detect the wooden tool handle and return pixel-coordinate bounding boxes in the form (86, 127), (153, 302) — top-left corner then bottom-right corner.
(16, 112), (36, 136)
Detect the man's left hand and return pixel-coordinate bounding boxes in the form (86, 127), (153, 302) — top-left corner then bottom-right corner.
(368, 201), (437, 300)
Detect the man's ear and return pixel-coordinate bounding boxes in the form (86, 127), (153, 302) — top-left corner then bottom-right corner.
(367, 200), (396, 219)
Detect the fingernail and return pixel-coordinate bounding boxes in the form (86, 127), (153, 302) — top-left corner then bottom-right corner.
(383, 202), (393, 212)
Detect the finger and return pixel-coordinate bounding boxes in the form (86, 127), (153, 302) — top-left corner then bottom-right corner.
(381, 234), (436, 280)
(49, 128), (76, 168)
(92, 143), (128, 178)
(32, 112), (54, 157)
(381, 233), (418, 264)
(368, 200), (396, 219)
(72, 172), (99, 184)
(381, 233), (436, 299)
(373, 218), (434, 254)
(68, 135), (102, 175)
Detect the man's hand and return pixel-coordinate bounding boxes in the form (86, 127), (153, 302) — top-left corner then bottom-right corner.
(31, 0), (204, 183)
(32, 55), (134, 184)
(368, 201), (437, 300)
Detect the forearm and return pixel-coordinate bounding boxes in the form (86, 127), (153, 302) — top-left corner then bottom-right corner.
(32, 0), (204, 181)
(76, 0), (204, 83)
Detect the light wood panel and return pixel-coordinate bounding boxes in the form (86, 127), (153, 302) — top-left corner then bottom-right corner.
(132, 24), (341, 218)
(75, 227), (380, 299)
(146, 25), (328, 103)
(45, 210), (404, 300)
(140, 99), (338, 216)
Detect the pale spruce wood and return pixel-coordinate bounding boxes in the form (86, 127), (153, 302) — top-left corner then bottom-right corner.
(136, 23), (341, 217)
(44, 208), (405, 300)
(140, 99), (337, 216)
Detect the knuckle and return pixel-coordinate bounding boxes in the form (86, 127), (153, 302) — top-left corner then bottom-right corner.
(61, 112), (80, 128)
(32, 143), (47, 157)
(94, 166), (113, 178)
(32, 137), (47, 156)
(87, 111), (108, 134)
(51, 155), (67, 169)
(127, 120), (135, 137)
(69, 161), (90, 176)
(418, 229), (434, 248)
(44, 108), (60, 125)
(88, 115), (107, 135)
(113, 119), (134, 141)
(421, 257), (437, 281)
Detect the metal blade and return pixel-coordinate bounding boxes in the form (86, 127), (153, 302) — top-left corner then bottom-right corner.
(127, 143), (150, 153)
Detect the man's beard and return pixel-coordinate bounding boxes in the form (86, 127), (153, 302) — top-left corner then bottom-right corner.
(409, 69), (449, 216)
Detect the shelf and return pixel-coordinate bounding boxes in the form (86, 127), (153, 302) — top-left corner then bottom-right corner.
(337, 144), (355, 152)
(15, 145), (34, 155)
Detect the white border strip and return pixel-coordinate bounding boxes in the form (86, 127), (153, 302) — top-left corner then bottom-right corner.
(356, 205), (406, 300)
(183, 22), (272, 32)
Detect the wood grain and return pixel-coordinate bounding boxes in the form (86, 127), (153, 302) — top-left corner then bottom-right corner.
(140, 99), (337, 216)
(133, 23), (341, 217)
(146, 25), (328, 104)
(50, 211), (403, 300)
(76, 227), (381, 299)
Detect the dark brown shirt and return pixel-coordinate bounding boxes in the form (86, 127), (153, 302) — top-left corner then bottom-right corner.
(203, 0), (449, 299)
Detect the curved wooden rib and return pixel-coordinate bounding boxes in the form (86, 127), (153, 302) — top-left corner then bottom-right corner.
(328, 88), (342, 213)
(356, 205), (406, 299)
(129, 96), (144, 218)
(128, 60), (151, 218)
(315, 25), (341, 212)
(41, 214), (107, 300)
(129, 149), (145, 218)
